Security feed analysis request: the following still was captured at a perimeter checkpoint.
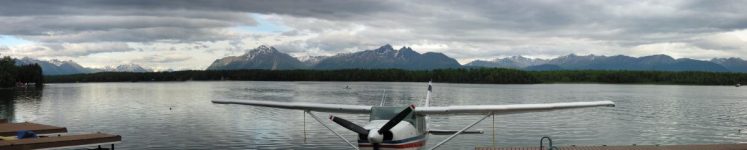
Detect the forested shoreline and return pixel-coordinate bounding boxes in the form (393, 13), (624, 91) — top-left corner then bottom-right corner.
(44, 68), (746, 86)
(0, 56), (44, 88)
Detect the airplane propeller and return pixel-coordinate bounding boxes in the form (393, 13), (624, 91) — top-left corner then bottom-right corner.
(329, 115), (368, 137)
(329, 104), (415, 150)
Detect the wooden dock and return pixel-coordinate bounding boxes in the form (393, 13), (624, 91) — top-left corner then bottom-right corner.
(476, 143), (747, 150)
(0, 121), (121, 150)
(0, 133), (121, 150)
(0, 122), (68, 136)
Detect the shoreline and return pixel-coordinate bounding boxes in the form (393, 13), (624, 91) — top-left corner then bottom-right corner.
(42, 68), (746, 86)
(42, 79), (744, 87)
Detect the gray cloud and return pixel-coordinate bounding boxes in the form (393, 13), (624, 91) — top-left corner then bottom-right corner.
(0, 0), (393, 19)
(267, 0), (747, 60)
(0, 15), (248, 35)
(133, 55), (192, 63)
(0, 1), (256, 44)
(17, 27), (237, 43)
(6, 42), (134, 57)
(1, 0), (746, 67)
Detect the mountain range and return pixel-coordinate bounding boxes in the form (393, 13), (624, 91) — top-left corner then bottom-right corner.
(209, 45), (747, 72)
(206, 45), (304, 70)
(711, 58), (747, 72)
(15, 57), (94, 75)
(312, 45), (461, 70)
(466, 54), (746, 72)
(15, 57), (154, 75)
(465, 56), (548, 68)
(100, 64), (153, 72)
(12, 44), (747, 75)
(207, 44), (461, 70)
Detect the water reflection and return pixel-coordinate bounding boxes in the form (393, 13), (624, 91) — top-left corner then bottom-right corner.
(1, 82), (746, 149)
(0, 88), (42, 121)
(0, 90), (14, 121)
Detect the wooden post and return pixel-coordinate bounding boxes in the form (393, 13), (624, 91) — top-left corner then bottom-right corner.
(492, 114), (495, 147)
(303, 111), (307, 144)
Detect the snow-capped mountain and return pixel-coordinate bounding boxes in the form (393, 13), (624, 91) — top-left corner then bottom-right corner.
(711, 57), (747, 72)
(468, 54), (736, 72)
(465, 56), (548, 68)
(312, 45), (461, 70)
(297, 55), (328, 67)
(206, 44), (462, 70)
(206, 45), (305, 70)
(15, 57), (94, 75)
(100, 64), (153, 72)
(14, 57), (156, 74)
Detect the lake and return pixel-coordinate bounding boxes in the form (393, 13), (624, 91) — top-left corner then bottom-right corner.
(1, 81), (746, 149)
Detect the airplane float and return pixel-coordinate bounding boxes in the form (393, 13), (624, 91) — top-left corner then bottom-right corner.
(212, 81), (615, 150)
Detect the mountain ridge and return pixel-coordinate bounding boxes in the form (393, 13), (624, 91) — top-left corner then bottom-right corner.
(208, 44), (462, 70)
(206, 45), (305, 70)
(14, 57), (155, 75)
(12, 45), (747, 74)
(467, 54), (744, 72)
(312, 45), (461, 70)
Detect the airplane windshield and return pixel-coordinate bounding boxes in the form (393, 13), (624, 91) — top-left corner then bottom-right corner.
(370, 106), (415, 123)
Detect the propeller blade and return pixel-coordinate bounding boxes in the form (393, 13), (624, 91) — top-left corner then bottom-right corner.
(378, 104), (415, 134)
(329, 115), (369, 135)
(373, 143), (380, 150)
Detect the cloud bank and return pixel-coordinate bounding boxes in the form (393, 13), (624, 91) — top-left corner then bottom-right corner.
(0, 0), (745, 69)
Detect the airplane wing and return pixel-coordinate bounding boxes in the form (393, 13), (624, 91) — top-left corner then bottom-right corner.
(212, 99), (372, 114)
(415, 101), (614, 115)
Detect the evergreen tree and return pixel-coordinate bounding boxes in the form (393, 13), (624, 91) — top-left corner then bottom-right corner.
(0, 55), (44, 88)
(0, 56), (17, 87)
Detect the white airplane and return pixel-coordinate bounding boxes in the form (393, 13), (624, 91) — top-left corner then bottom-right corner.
(212, 81), (615, 150)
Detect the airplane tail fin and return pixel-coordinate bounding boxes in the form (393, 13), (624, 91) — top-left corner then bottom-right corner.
(424, 80), (432, 130)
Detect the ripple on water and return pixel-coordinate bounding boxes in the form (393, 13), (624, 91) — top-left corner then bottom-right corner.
(3, 82), (747, 149)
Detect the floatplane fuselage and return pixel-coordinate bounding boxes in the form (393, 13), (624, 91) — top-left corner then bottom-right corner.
(335, 105), (426, 150)
(213, 81), (615, 150)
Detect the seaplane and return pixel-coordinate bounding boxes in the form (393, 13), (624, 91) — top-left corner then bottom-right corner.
(212, 81), (615, 150)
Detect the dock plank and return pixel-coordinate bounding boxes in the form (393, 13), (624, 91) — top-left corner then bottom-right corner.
(476, 144), (747, 150)
(0, 122), (68, 136)
(0, 133), (121, 150)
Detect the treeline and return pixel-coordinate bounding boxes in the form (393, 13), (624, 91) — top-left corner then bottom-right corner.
(44, 68), (747, 85)
(531, 70), (747, 85)
(45, 68), (538, 84)
(0, 56), (44, 88)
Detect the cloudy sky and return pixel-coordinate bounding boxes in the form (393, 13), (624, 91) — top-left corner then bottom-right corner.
(0, 0), (746, 70)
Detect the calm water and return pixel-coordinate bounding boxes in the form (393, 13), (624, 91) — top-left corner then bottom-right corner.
(1, 81), (746, 149)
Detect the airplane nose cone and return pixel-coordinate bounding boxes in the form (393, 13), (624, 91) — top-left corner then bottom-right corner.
(368, 130), (383, 143)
